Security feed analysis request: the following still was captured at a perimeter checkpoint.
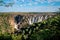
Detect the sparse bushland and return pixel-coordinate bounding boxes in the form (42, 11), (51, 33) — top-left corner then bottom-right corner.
(0, 13), (60, 40)
(29, 14), (60, 40)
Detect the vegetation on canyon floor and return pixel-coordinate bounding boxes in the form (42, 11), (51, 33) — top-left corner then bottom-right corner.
(0, 13), (60, 40)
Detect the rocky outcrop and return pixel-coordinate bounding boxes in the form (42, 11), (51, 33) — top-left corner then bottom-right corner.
(0, 13), (55, 33)
(8, 13), (56, 32)
(0, 13), (57, 33)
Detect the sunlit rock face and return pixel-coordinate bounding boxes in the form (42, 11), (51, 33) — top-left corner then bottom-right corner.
(8, 13), (56, 32)
(14, 14), (54, 31)
(8, 15), (15, 33)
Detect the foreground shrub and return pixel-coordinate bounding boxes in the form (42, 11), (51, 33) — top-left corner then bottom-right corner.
(29, 29), (56, 40)
(0, 34), (12, 40)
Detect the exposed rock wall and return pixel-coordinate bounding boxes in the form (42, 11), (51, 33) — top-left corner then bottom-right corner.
(8, 13), (56, 32)
(0, 13), (56, 33)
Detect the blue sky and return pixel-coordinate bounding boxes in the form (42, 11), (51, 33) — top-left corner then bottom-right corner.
(0, 0), (60, 12)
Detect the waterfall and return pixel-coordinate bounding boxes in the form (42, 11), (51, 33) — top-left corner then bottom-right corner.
(14, 23), (19, 30)
(34, 17), (38, 23)
(28, 17), (33, 25)
(45, 15), (48, 19)
(28, 16), (38, 25)
(31, 16), (38, 23)
(49, 15), (52, 18)
(32, 17), (35, 23)
(38, 16), (41, 22)
(40, 16), (43, 22)
(28, 16), (44, 25)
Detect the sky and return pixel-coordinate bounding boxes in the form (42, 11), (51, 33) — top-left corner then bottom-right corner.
(0, 0), (60, 12)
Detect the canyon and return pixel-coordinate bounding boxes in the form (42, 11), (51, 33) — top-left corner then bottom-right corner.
(0, 12), (57, 33)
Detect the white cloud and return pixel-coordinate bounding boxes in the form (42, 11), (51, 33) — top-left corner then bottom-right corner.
(35, 0), (60, 4)
(28, 3), (32, 6)
(54, 0), (60, 2)
(13, 0), (60, 4)
(47, 0), (60, 3)
(34, 2), (38, 5)
(14, 0), (17, 2)
(20, 5), (23, 6)
(0, 6), (60, 12)
(35, 0), (46, 3)
(47, 0), (53, 3)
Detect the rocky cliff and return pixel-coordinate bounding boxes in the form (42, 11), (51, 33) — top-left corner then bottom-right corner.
(0, 12), (57, 33)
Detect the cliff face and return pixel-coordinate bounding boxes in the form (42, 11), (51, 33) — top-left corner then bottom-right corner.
(8, 13), (56, 32)
(0, 13), (56, 33)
